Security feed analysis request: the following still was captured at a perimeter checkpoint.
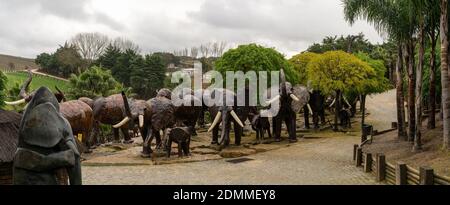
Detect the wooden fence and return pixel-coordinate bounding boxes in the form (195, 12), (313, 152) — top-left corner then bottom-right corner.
(353, 145), (450, 185)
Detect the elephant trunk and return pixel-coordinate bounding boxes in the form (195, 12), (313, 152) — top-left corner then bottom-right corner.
(220, 112), (230, 144)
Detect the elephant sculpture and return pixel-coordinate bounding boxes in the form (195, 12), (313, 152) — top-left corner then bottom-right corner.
(266, 70), (309, 143)
(248, 111), (272, 144)
(164, 126), (192, 158)
(172, 88), (203, 135)
(113, 92), (151, 146)
(206, 88), (246, 147)
(89, 93), (135, 144)
(4, 72), (94, 153)
(13, 87), (82, 185)
(304, 90), (326, 129)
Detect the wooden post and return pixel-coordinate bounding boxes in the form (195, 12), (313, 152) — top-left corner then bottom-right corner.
(420, 167), (434, 185)
(364, 153), (373, 173)
(353, 144), (359, 161)
(396, 162), (407, 185)
(376, 154), (386, 182)
(392, 122), (398, 129)
(355, 147), (363, 167)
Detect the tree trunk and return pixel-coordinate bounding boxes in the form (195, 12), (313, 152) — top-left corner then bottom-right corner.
(405, 41), (416, 143)
(396, 44), (407, 140)
(361, 94), (366, 128)
(414, 20), (425, 152)
(441, 0), (450, 150)
(428, 31), (438, 129)
(334, 90), (341, 131)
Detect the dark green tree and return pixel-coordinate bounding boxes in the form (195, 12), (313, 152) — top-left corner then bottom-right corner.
(215, 44), (299, 85)
(96, 44), (122, 70)
(130, 54), (166, 99)
(0, 71), (7, 108)
(67, 66), (125, 99)
(111, 49), (139, 86)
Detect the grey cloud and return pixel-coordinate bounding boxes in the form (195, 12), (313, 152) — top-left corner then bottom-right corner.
(0, 0), (382, 58)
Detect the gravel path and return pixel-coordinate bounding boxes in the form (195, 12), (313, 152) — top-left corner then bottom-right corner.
(83, 136), (380, 185)
(82, 90), (397, 185)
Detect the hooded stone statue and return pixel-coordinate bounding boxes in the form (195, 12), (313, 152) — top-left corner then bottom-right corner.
(13, 87), (82, 185)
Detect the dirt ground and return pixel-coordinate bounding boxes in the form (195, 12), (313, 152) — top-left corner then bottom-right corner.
(362, 120), (450, 176)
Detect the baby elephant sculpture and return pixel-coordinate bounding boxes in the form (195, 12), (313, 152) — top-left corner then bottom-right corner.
(339, 108), (352, 129)
(13, 87), (82, 185)
(249, 112), (272, 144)
(165, 127), (192, 158)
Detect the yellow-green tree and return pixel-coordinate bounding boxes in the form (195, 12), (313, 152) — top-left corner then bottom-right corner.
(288, 52), (319, 85)
(307, 51), (375, 130)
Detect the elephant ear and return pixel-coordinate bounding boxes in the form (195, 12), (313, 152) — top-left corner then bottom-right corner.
(290, 85), (310, 113)
(20, 102), (72, 148)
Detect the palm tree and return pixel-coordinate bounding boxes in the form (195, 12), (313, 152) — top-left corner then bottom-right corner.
(426, 0), (441, 130)
(343, 0), (418, 141)
(441, 0), (450, 149)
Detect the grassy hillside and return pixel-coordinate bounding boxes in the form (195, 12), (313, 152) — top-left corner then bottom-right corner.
(4, 71), (69, 94)
(0, 54), (39, 71)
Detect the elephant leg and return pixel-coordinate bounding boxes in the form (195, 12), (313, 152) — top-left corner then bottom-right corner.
(90, 121), (100, 146)
(212, 126), (219, 144)
(304, 106), (310, 129)
(285, 113), (297, 142)
(260, 127), (265, 142)
(155, 131), (162, 150)
(320, 110), (326, 125)
(121, 127), (133, 144)
(266, 126), (272, 139)
(233, 123), (242, 146)
(273, 117), (282, 142)
(182, 141), (190, 156)
(255, 129), (260, 144)
(83, 131), (93, 153)
(313, 113), (320, 129)
(167, 139), (172, 158)
(177, 142), (183, 158)
(113, 128), (120, 143)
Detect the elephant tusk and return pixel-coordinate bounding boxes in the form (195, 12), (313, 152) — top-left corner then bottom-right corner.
(5, 99), (26, 105)
(113, 117), (130, 128)
(266, 95), (281, 105)
(208, 111), (222, 132)
(343, 96), (352, 108)
(230, 110), (244, 128)
(138, 115), (144, 128)
(329, 99), (336, 108)
(307, 103), (314, 115)
(290, 94), (300, 102)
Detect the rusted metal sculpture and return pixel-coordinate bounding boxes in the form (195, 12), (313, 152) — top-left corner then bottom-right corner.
(3, 72), (94, 153)
(13, 87), (81, 185)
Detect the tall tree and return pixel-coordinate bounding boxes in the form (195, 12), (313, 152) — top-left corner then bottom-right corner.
(440, 0), (450, 149)
(70, 32), (110, 64)
(307, 51), (375, 130)
(96, 44), (122, 70)
(129, 54), (166, 98)
(343, 0), (419, 142)
(112, 49), (139, 86)
(426, 0), (441, 129)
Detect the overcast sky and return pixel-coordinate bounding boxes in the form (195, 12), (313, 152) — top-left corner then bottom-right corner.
(0, 0), (384, 58)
